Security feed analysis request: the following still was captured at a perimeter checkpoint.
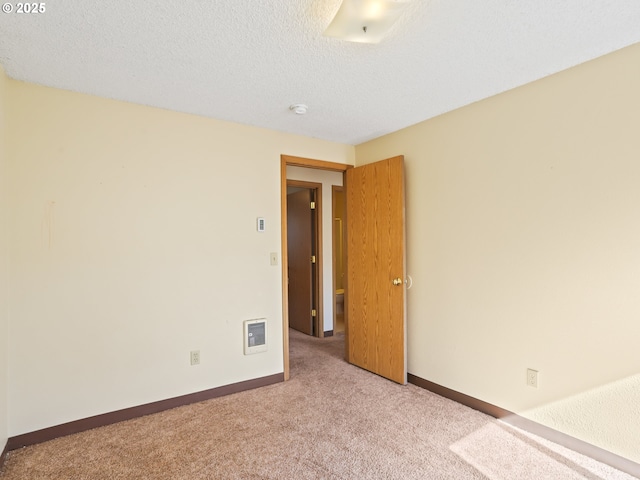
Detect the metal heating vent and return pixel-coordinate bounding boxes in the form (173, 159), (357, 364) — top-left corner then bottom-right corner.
(243, 319), (267, 355)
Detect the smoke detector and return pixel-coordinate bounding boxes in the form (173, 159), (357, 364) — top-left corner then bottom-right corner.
(289, 104), (308, 115)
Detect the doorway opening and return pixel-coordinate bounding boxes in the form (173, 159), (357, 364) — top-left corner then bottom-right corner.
(332, 186), (345, 334)
(281, 154), (407, 384)
(280, 155), (351, 380)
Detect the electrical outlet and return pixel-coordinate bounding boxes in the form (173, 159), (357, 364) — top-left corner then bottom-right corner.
(190, 350), (200, 366)
(526, 368), (538, 388)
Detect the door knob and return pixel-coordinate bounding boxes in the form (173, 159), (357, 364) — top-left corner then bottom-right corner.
(392, 277), (403, 286)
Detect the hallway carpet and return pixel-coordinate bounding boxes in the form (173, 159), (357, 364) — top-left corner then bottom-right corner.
(1, 330), (636, 479)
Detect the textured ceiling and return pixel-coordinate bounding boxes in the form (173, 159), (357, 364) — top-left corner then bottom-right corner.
(1, 0), (639, 145)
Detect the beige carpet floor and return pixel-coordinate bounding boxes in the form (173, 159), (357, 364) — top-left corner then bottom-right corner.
(1, 330), (636, 479)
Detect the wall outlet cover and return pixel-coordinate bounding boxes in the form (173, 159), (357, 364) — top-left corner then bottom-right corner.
(190, 350), (200, 366)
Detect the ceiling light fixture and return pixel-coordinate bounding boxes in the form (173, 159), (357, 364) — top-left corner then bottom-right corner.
(323, 0), (409, 44)
(289, 104), (308, 115)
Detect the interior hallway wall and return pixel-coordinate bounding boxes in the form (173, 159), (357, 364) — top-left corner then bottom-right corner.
(6, 79), (354, 436)
(355, 43), (640, 462)
(0, 65), (9, 454)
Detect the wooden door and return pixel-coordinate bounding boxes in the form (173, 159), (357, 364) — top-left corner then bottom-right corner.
(346, 156), (406, 384)
(287, 189), (314, 335)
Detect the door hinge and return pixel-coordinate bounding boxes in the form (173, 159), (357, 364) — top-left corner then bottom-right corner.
(311, 255), (316, 264)
(311, 309), (317, 317)
(310, 201), (316, 210)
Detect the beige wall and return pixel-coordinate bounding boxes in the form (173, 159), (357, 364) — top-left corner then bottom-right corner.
(0, 66), (8, 452)
(286, 166), (345, 332)
(6, 80), (354, 436)
(355, 43), (640, 462)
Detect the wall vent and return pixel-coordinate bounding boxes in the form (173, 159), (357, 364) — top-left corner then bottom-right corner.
(243, 319), (267, 355)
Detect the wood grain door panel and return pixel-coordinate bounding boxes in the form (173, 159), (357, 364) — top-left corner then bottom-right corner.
(346, 156), (406, 384)
(287, 189), (313, 335)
